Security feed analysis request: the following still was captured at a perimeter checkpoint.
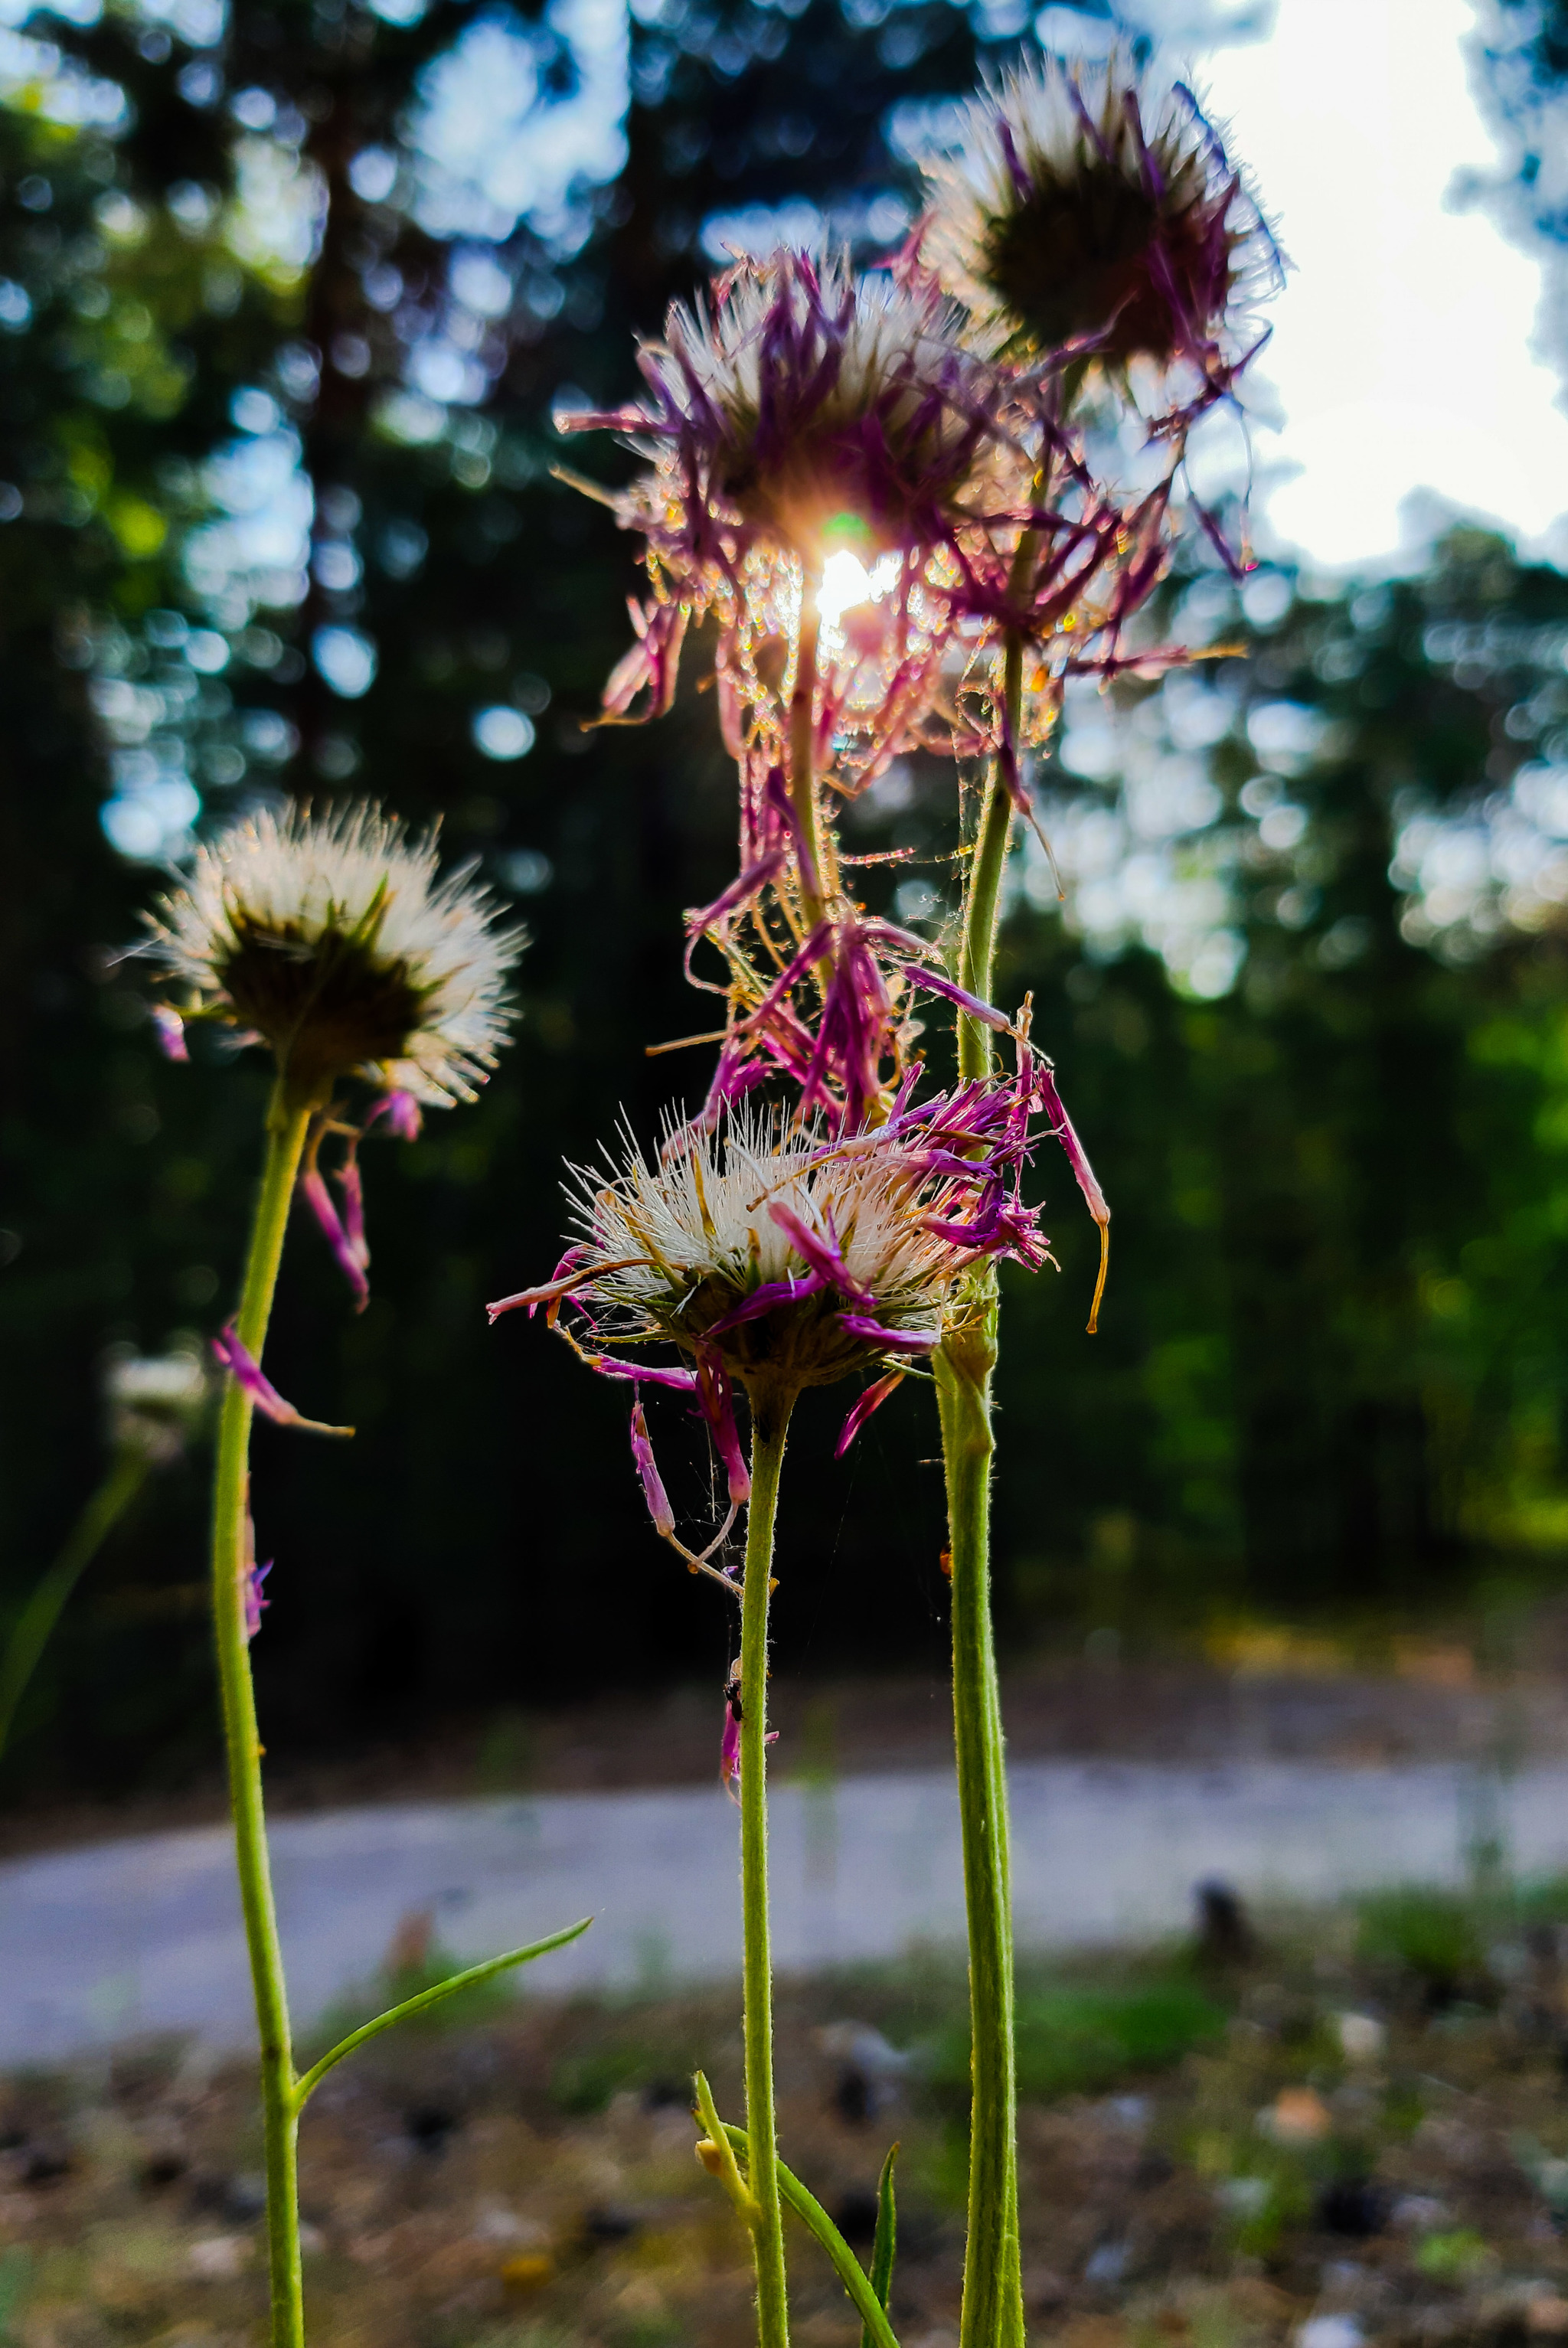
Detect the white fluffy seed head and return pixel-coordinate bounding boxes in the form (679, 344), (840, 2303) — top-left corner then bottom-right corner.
(566, 1103), (960, 1389)
(103, 1346), (210, 1464)
(142, 802), (523, 1108)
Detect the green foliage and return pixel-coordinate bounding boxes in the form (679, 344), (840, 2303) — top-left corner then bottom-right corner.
(934, 1974), (1224, 2105)
(1354, 1888), (1486, 1997)
(548, 2046), (658, 2116)
(1414, 2228), (1497, 2283)
(0, 2249), (31, 2348)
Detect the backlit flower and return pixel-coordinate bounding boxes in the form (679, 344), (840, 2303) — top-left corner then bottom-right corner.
(560, 248), (1022, 723)
(142, 803), (523, 1110)
(913, 54), (1281, 390)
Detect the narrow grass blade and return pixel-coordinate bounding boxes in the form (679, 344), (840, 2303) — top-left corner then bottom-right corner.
(292, 1917), (592, 2108)
(864, 2141), (899, 2348)
(720, 2121), (900, 2348)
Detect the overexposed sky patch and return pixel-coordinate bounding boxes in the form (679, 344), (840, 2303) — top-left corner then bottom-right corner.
(1194, 0), (1568, 569)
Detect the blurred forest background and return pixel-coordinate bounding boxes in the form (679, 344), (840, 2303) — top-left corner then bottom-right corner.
(6, 0), (1568, 1798)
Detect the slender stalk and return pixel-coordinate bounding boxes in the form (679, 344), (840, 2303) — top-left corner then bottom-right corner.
(211, 1086), (312, 2348)
(956, 633), (1024, 1084)
(958, 525), (1034, 1082)
(937, 1321), (1021, 2348)
(0, 1449), (149, 1764)
(789, 596), (828, 939)
(738, 1380), (796, 2348)
(940, 599), (1031, 2348)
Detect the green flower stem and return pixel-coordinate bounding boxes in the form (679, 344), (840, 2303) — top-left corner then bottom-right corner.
(790, 596), (831, 949)
(0, 1448), (150, 1765)
(936, 1315), (1021, 2348)
(211, 1087), (313, 2348)
(739, 1381), (796, 2348)
(940, 604), (1030, 2348)
(956, 637), (1024, 1086)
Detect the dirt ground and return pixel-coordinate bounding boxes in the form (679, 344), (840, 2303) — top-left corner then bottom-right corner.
(10, 1884), (1568, 2348)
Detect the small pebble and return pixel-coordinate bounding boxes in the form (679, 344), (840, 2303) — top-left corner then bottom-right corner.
(1335, 2013), (1387, 2062)
(1297, 2317), (1365, 2348)
(188, 2235), (250, 2281)
(1261, 2087), (1334, 2145)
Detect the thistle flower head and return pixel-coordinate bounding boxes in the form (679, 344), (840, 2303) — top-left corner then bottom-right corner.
(571, 250), (1002, 570)
(142, 803), (522, 1109)
(560, 1103), (959, 1393)
(915, 54), (1280, 380)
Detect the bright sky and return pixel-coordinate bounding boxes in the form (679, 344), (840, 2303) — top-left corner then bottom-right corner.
(1192, 0), (1568, 570)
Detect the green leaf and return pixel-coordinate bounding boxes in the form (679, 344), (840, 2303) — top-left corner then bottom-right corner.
(864, 2141), (898, 2348)
(720, 2122), (900, 2348)
(292, 1916), (592, 2110)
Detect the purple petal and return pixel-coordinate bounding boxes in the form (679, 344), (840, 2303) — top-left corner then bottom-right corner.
(150, 1005), (189, 1063)
(1037, 1067), (1111, 1227)
(366, 1089), (423, 1143)
(835, 1369), (906, 1458)
(338, 1157), (368, 1270)
(767, 1203), (877, 1308)
(1036, 1065), (1111, 1331)
(721, 1696), (741, 1789)
(835, 1314), (939, 1354)
(302, 1168), (370, 1312)
(486, 1252), (638, 1324)
(685, 852), (788, 945)
(903, 968), (1012, 1031)
(762, 764), (820, 900)
(629, 1398), (675, 1537)
(586, 1355), (699, 1393)
(211, 1325), (352, 1436)
(245, 1559), (272, 1640)
(703, 1269), (826, 1337)
(695, 1344), (751, 1505)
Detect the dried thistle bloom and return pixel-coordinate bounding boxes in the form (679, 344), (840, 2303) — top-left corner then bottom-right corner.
(567, 249), (1001, 563)
(560, 248), (1021, 722)
(104, 1346), (210, 1465)
(914, 54), (1281, 386)
(489, 1040), (1106, 1559)
(142, 804), (522, 1110)
(496, 1102), (962, 1404)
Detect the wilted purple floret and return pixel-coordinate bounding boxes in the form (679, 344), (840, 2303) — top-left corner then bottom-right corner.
(694, 1344), (752, 1506)
(720, 1693), (742, 1790)
(365, 1089), (423, 1143)
(302, 1167), (371, 1313)
(150, 1004), (189, 1062)
(559, 249), (1021, 730)
(211, 1324), (351, 1437)
(835, 1368), (907, 1458)
(629, 1397), (676, 1537)
(245, 1559), (272, 1640)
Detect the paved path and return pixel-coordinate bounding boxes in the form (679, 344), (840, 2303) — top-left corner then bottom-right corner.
(0, 1759), (1561, 2066)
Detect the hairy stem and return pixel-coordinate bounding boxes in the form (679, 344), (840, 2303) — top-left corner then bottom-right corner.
(790, 596), (829, 939)
(941, 603), (1030, 2348)
(937, 1318), (1021, 2348)
(0, 1449), (149, 1764)
(740, 1383), (796, 2348)
(211, 1089), (312, 2348)
(957, 633), (1023, 1082)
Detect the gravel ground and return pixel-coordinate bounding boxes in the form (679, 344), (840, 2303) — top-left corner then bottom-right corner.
(8, 1886), (1568, 2348)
